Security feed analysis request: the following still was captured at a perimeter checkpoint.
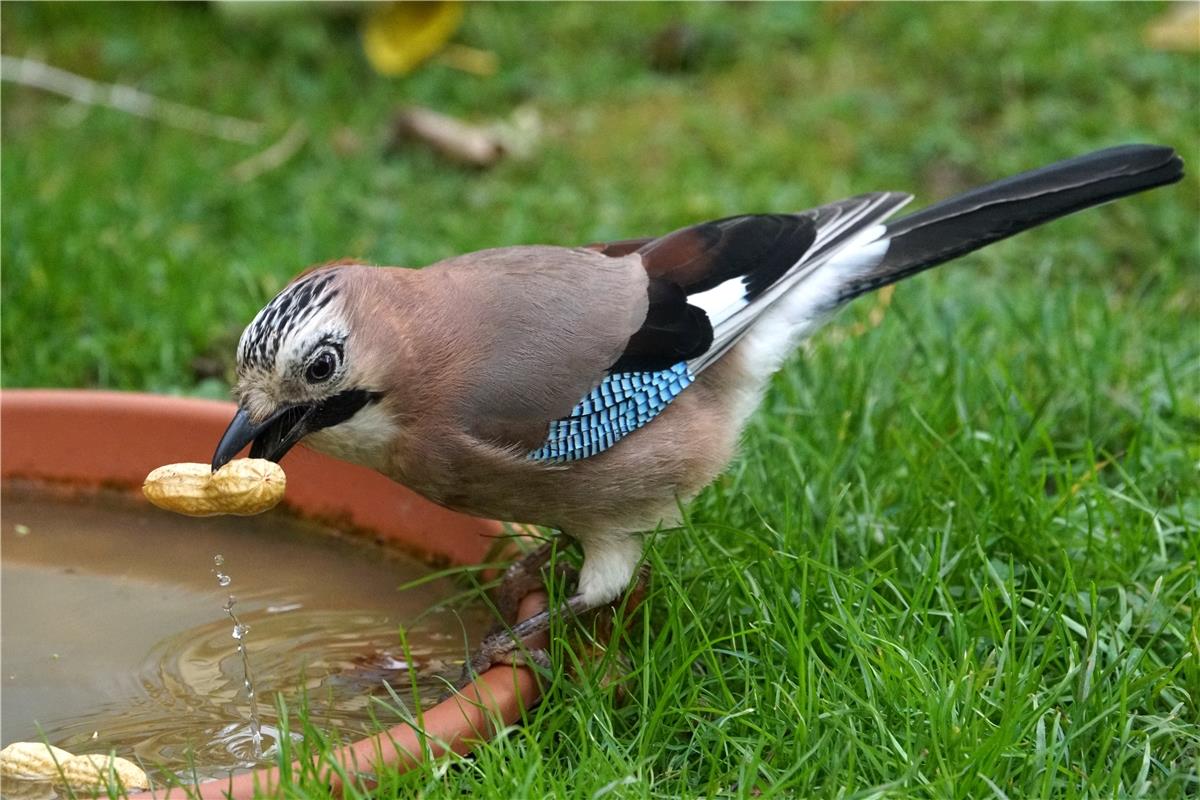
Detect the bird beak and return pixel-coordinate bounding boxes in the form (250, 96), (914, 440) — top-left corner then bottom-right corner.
(211, 404), (316, 471)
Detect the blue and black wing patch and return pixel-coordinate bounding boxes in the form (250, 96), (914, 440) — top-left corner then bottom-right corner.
(536, 213), (817, 462)
(529, 361), (693, 462)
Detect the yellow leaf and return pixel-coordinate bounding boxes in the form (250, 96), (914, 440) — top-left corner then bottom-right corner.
(363, 1), (465, 77)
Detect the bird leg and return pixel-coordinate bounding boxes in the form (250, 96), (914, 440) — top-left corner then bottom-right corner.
(460, 570), (651, 685)
(460, 536), (645, 686)
(494, 540), (575, 623)
(455, 540), (578, 686)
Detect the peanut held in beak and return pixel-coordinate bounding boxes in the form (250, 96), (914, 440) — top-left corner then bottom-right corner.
(143, 458), (286, 516)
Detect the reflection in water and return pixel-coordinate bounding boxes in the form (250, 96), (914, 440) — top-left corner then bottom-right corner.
(1, 485), (490, 783)
(47, 607), (457, 774)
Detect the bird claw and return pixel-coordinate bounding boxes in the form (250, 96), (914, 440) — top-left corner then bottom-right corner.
(458, 630), (552, 687)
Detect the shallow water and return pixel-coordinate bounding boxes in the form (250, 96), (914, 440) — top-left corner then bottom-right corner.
(0, 484), (490, 782)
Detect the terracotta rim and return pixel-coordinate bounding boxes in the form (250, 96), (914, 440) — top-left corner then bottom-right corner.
(0, 389), (546, 798)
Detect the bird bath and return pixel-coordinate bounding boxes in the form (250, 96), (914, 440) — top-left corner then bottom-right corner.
(0, 391), (547, 799)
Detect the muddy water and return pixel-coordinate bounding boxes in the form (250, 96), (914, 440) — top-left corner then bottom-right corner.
(0, 485), (490, 782)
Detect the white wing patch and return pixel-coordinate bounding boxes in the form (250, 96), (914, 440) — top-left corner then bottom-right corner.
(685, 222), (892, 340)
(688, 194), (910, 376)
(688, 277), (749, 328)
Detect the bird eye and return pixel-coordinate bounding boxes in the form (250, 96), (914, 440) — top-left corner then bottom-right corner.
(305, 351), (337, 383)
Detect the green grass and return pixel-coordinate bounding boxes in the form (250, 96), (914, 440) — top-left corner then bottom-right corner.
(3, 2), (1198, 797)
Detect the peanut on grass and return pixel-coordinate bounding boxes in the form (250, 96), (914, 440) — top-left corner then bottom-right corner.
(0, 742), (72, 781)
(143, 458), (286, 517)
(1, 745), (150, 794)
(57, 754), (149, 792)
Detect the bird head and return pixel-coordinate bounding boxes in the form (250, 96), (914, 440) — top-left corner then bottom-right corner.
(211, 265), (391, 472)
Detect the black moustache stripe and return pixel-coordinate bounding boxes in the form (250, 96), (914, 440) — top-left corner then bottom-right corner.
(309, 389), (383, 431)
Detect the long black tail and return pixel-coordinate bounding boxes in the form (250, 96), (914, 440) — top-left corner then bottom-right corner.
(837, 144), (1184, 302)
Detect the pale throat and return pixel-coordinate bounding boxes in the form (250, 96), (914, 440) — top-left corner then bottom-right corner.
(301, 401), (398, 474)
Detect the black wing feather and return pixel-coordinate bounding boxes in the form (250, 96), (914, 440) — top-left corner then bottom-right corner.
(636, 214), (817, 298)
(594, 214), (819, 372)
(610, 279), (714, 372)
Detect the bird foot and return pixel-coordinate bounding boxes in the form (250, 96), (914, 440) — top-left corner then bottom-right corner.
(461, 632), (552, 683)
(454, 547), (645, 690)
(457, 594), (592, 687)
(456, 630), (551, 689)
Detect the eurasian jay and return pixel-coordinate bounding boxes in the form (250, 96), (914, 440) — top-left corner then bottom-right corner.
(211, 144), (1182, 675)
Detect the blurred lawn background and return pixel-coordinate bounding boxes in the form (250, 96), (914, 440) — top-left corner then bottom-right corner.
(2, 2), (1198, 798)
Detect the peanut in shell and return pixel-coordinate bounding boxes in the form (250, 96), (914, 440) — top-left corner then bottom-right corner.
(143, 458), (286, 517)
(0, 742), (72, 781)
(57, 754), (149, 792)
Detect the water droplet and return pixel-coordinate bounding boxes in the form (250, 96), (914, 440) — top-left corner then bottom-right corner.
(218, 574), (261, 758)
(213, 554), (225, 566)
(14, 524), (31, 536)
